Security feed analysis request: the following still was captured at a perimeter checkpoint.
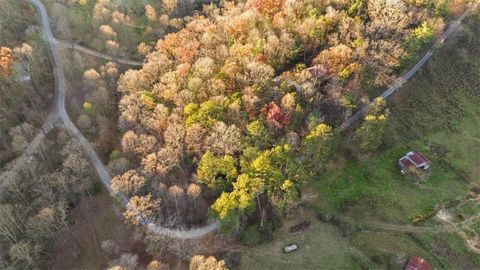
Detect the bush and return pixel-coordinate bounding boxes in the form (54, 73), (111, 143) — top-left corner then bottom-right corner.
(109, 150), (122, 161)
(240, 225), (263, 246)
(85, 180), (102, 196)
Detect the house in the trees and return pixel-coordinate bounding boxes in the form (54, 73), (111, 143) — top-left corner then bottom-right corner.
(404, 256), (432, 270)
(399, 151), (431, 174)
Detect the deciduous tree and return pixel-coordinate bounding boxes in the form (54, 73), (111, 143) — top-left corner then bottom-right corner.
(302, 123), (335, 169)
(205, 121), (242, 156)
(0, 204), (24, 243)
(9, 123), (37, 153)
(145, 5), (157, 22)
(187, 183), (201, 208)
(111, 170), (146, 195)
(356, 114), (387, 151)
(189, 255), (228, 270)
(196, 151), (237, 192)
(147, 260), (169, 270)
(0, 47), (13, 78)
(124, 195), (159, 225)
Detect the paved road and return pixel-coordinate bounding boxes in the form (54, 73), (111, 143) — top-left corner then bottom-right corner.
(55, 39), (143, 66)
(23, 0), (219, 239)
(339, 2), (477, 130)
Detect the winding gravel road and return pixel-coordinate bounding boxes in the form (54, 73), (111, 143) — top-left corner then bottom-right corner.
(25, 0), (219, 240)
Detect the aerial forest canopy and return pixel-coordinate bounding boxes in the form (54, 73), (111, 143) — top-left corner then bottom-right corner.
(115, 0), (460, 232)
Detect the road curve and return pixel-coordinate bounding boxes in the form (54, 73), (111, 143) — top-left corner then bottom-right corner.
(26, 0), (219, 239)
(339, 2), (477, 130)
(55, 39), (143, 66)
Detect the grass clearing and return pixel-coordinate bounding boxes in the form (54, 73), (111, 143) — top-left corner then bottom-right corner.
(238, 211), (372, 270)
(415, 232), (480, 269)
(350, 232), (444, 269)
(317, 147), (468, 223)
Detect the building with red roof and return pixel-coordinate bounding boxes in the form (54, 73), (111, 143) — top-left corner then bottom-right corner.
(399, 151), (431, 174)
(405, 256), (432, 270)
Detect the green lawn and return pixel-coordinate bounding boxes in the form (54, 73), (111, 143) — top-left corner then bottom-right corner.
(239, 218), (372, 270)
(350, 232), (444, 269)
(428, 107), (480, 181)
(317, 147), (468, 223)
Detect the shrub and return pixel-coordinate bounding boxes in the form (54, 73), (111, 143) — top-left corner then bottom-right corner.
(240, 225), (263, 246)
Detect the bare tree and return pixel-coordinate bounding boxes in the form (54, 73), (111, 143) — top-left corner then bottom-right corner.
(111, 170), (146, 195)
(187, 183), (201, 209)
(8, 240), (36, 267)
(0, 204), (24, 243)
(147, 260), (169, 270)
(63, 153), (90, 180)
(168, 185), (184, 223)
(185, 123), (207, 158)
(204, 122), (242, 156)
(8, 123), (37, 153)
(108, 253), (139, 270)
(124, 195), (159, 225)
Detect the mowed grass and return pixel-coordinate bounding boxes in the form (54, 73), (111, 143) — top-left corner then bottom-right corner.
(428, 106), (480, 181)
(239, 216), (372, 270)
(313, 17), (480, 224)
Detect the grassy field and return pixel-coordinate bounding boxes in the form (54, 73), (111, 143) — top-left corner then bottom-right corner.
(315, 15), (480, 224)
(238, 211), (372, 270)
(316, 148), (469, 223)
(240, 15), (480, 270)
(350, 232), (444, 269)
(414, 232), (480, 269)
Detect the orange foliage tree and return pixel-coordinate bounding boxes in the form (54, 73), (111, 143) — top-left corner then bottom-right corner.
(0, 47), (13, 78)
(246, 0), (285, 17)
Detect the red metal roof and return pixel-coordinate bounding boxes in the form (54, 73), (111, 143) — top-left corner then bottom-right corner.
(407, 152), (430, 166)
(399, 152), (431, 169)
(405, 256), (432, 270)
(399, 156), (415, 168)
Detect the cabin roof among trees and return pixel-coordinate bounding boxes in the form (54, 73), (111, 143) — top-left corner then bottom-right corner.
(399, 151), (431, 168)
(405, 256), (432, 270)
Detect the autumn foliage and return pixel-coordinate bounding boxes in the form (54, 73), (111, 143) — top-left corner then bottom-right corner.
(264, 102), (290, 129)
(246, 0), (285, 17)
(0, 47), (13, 78)
(113, 0), (462, 233)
